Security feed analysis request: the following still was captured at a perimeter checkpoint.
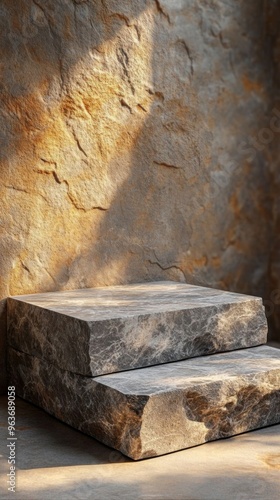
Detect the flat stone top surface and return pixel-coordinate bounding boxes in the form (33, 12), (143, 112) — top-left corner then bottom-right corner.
(10, 281), (262, 322)
(95, 346), (280, 395)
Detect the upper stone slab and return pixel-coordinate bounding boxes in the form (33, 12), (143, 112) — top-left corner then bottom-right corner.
(7, 281), (267, 376)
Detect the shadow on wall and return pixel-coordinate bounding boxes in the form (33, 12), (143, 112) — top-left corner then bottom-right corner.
(0, 0), (279, 390)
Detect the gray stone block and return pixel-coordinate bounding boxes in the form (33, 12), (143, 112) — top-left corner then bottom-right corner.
(7, 281), (267, 376)
(8, 346), (280, 460)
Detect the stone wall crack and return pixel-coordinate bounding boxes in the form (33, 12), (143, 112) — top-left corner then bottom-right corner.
(154, 0), (171, 24)
(153, 161), (180, 170)
(116, 47), (135, 95)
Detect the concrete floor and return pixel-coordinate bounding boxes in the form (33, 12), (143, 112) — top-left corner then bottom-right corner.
(0, 396), (279, 500)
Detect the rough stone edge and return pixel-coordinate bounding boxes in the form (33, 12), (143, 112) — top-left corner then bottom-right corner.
(7, 347), (280, 460)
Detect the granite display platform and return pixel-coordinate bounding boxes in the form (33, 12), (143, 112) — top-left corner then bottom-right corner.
(7, 281), (267, 376)
(8, 281), (279, 460)
(8, 345), (280, 460)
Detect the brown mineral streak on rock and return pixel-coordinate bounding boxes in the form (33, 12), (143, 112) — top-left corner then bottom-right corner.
(185, 385), (261, 439)
(261, 454), (280, 470)
(242, 75), (264, 94)
(1, 0), (280, 391)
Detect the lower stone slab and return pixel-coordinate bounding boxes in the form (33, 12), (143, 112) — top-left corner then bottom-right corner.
(8, 346), (280, 460)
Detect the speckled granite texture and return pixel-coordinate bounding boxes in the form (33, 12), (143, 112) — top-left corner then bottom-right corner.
(7, 282), (267, 376)
(8, 345), (280, 460)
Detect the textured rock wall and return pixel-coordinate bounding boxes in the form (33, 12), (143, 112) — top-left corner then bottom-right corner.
(0, 0), (279, 391)
(265, 1), (280, 339)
